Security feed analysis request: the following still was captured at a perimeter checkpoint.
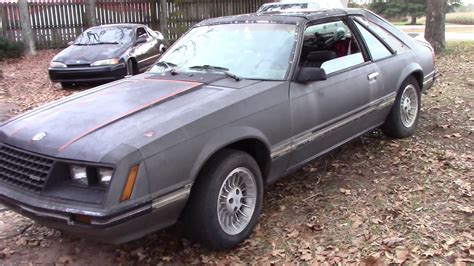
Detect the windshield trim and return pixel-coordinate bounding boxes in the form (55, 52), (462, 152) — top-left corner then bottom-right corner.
(151, 21), (300, 81)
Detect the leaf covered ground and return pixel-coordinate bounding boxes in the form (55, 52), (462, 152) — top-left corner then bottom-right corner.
(0, 43), (473, 265)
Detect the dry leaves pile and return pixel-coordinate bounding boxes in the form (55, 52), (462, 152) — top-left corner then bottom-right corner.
(0, 43), (473, 264)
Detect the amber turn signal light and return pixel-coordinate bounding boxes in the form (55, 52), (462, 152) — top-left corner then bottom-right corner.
(120, 164), (139, 202)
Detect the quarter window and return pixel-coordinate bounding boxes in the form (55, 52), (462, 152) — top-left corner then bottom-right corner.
(354, 16), (410, 53)
(354, 21), (392, 61)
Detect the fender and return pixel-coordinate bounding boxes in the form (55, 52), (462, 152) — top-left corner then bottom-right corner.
(397, 62), (423, 91)
(188, 126), (272, 183)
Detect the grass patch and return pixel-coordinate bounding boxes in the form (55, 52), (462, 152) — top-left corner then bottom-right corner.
(446, 12), (474, 25)
(444, 41), (474, 55)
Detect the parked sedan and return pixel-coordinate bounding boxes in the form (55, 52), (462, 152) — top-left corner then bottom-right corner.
(0, 8), (436, 250)
(48, 24), (165, 88)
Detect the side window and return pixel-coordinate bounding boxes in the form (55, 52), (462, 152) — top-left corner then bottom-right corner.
(300, 19), (365, 75)
(354, 16), (410, 53)
(354, 21), (392, 61)
(137, 27), (147, 38)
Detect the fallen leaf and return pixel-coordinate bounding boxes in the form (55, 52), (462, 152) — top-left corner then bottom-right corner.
(340, 188), (352, 195)
(287, 230), (299, 238)
(458, 206), (473, 214)
(57, 255), (76, 264)
(395, 247), (409, 263)
(382, 237), (404, 247)
(271, 249), (286, 258)
(300, 253), (313, 261)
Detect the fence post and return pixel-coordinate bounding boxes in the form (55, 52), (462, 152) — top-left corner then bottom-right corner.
(0, 6), (4, 37)
(159, 0), (168, 42)
(18, 0), (36, 55)
(85, 0), (97, 27)
(150, 0), (159, 30)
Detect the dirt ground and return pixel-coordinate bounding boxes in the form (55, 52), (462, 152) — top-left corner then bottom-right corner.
(0, 43), (473, 265)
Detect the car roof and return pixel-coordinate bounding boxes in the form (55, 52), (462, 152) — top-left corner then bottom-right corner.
(196, 8), (366, 26)
(93, 23), (147, 29)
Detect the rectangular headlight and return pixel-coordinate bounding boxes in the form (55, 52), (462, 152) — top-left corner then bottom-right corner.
(50, 61), (67, 68)
(98, 168), (113, 185)
(69, 165), (113, 186)
(70, 165), (88, 185)
(91, 58), (120, 66)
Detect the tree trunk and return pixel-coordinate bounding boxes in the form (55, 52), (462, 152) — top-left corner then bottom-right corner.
(84, 0), (97, 28)
(411, 16), (417, 25)
(18, 0), (36, 55)
(159, 0), (169, 42)
(425, 0), (447, 53)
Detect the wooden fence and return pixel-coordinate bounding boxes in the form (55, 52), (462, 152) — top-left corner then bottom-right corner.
(0, 0), (267, 49)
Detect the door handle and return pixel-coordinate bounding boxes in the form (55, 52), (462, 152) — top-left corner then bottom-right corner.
(368, 72), (379, 81)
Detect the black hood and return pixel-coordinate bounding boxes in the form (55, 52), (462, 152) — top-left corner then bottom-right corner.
(53, 44), (131, 65)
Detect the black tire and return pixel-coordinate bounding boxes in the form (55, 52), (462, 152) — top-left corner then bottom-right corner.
(183, 149), (263, 250)
(60, 82), (73, 89)
(382, 76), (421, 138)
(127, 60), (136, 76)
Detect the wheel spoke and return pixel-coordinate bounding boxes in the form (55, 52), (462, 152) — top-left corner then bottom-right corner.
(217, 167), (257, 235)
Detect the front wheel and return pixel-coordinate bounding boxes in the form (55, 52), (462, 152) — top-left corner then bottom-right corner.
(126, 60), (136, 76)
(382, 76), (421, 138)
(183, 149), (263, 250)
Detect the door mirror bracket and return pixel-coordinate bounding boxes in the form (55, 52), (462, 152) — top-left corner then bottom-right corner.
(295, 67), (327, 83)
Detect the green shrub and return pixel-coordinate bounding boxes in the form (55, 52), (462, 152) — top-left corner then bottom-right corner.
(0, 37), (25, 60)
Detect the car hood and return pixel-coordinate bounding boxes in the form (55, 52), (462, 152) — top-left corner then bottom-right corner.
(53, 44), (130, 65)
(0, 73), (261, 163)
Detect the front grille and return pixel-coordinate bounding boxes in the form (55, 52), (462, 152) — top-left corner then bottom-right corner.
(0, 145), (54, 193)
(66, 64), (91, 68)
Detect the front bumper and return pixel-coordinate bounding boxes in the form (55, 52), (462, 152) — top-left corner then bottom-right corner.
(0, 184), (190, 244)
(48, 64), (127, 84)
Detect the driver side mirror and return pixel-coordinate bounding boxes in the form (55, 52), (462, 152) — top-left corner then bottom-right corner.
(135, 35), (147, 45)
(295, 67), (327, 83)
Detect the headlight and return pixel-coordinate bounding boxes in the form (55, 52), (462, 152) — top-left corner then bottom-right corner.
(91, 58), (120, 66)
(70, 165), (88, 185)
(69, 165), (113, 186)
(98, 168), (113, 185)
(50, 61), (67, 68)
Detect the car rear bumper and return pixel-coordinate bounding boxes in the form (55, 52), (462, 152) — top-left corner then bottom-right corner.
(0, 185), (189, 244)
(48, 64), (127, 84)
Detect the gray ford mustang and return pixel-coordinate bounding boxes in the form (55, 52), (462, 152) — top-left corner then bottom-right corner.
(0, 8), (436, 250)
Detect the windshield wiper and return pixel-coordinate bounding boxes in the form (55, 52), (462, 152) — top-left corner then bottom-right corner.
(189, 65), (241, 81)
(96, 41), (120, 45)
(155, 61), (179, 75)
(156, 61), (177, 68)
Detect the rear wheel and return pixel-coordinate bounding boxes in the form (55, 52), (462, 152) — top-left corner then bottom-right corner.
(183, 149), (263, 250)
(382, 76), (421, 138)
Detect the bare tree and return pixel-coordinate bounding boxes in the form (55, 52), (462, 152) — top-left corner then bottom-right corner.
(18, 0), (36, 55)
(425, 0), (448, 53)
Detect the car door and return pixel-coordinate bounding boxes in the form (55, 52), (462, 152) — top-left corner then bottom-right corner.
(134, 27), (158, 72)
(288, 18), (383, 167)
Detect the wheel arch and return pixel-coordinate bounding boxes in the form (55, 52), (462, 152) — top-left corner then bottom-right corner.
(397, 63), (423, 91)
(189, 127), (272, 186)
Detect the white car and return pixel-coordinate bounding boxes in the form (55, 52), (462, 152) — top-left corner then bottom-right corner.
(257, 0), (344, 13)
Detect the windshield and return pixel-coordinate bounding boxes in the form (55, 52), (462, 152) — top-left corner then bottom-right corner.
(149, 23), (297, 80)
(74, 27), (133, 45)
